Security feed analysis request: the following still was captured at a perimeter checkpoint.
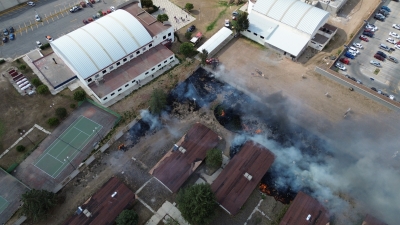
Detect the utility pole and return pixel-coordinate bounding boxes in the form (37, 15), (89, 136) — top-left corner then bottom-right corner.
(64, 156), (76, 170)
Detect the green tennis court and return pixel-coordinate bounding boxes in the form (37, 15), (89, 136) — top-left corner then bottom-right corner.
(34, 116), (103, 178)
(0, 196), (9, 214)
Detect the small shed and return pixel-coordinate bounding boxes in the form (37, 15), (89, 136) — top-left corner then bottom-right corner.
(197, 27), (233, 57)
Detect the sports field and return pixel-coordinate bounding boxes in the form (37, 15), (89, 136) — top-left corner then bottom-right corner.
(0, 196), (9, 214)
(34, 116), (103, 178)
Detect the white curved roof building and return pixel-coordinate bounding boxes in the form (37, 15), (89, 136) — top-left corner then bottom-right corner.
(243, 0), (331, 59)
(51, 9), (152, 79)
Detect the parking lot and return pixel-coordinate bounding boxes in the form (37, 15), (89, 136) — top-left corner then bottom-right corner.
(335, 1), (400, 99)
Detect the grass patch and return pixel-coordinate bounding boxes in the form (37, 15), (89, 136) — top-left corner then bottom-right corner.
(374, 68), (380, 75)
(206, 6), (228, 32)
(241, 36), (267, 50)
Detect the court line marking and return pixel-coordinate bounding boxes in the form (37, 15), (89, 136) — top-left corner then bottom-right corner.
(34, 157), (59, 178)
(47, 153), (64, 164)
(81, 116), (104, 129)
(73, 127), (90, 136)
(55, 131), (82, 158)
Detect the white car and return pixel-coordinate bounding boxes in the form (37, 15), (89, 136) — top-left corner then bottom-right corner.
(224, 19), (230, 28)
(390, 95), (395, 100)
(27, 1), (35, 6)
(335, 63), (346, 71)
(45, 35), (53, 42)
(393, 24), (400, 30)
(36, 41), (42, 47)
(389, 32), (400, 39)
(395, 44), (400, 50)
(110, 6), (115, 11)
(365, 24), (378, 31)
(370, 60), (381, 67)
(35, 15), (41, 22)
(352, 42), (363, 49)
(347, 49), (357, 56)
(387, 37), (396, 44)
(349, 46), (360, 54)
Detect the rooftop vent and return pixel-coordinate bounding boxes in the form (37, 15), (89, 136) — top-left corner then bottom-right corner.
(83, 209), (92, 217)
(244, 172), (252, 181)
(111, 192), (117, 198)
(179, 147), (186, 153)
(306, 214), (312, 221)
(173, 144), (179, 151)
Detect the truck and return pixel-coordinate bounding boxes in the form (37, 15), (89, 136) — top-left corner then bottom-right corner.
(190, 32), (202, 46)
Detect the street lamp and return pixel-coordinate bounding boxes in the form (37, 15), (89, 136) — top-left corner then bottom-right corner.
(93, 127), (102, 141)
(64, 156), (76, 170)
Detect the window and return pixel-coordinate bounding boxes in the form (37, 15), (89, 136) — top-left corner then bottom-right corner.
(130, 54), (134, 58)
(125, 84), (129, 87)
(247, 30), (251, 32)
(168, 32), (171, 36)
(116, 62), (120, 66)
(111, 93), (115, 96)
(136, 51), (140, 54)
(110, 66), (114, 70)
(88, 78), (92, 82)
(158, 64), (161, 67)
(103, 97), (108, 100)
(260, 36), (264, 39)
(132, 80), (136, 83)
(319, 45), (323, 47)
(151, 68), (155, 71)
(163, 35), (166, 39)
(253, 33), (257, 36)
(95, 74), (99, 78)
(123, 58), (127, 62)
(102, 70), (106, 74)
(149, 43), (153, 47)
(164, 60), (167, 63)
(145, 72), (149, 75)
(143, 47), (146, 51)
(311, 41), (316, 44)
(170, 56), (173, 60)
(118, 88), (122, 92)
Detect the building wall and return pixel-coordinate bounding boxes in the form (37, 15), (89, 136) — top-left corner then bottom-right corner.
(94, 54), (176, 104)
(308, 41), (324, 51)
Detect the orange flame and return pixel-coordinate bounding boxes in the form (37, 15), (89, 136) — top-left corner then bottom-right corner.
(221, 110), (225, 116)
(255, 129), (262, 134)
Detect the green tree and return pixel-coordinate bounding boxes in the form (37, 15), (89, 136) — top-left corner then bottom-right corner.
(115, 209), (138, 225)
(157, 14), (169, 22)
(37, 84), (50, 95)
(21, 189), (58, 222)
(141, 0), (153, 8)
(177, 183), (217, 225)
(31, 78), (43, 87)
(16, 145), (26, 152)
(47, 117), (60, 127)
(234, 12), (249, 35)
(55, 107), (67, 119)
(149, 89), (167, 115)
(179, 42), (196, 57)
(185, 3), (194, 11)
(206, 148), (222, 169)
(73, 89), (86, 101)
(199, 49), (209, 66)
(185, 31), (192, 40)
(19, 64), (27, 71)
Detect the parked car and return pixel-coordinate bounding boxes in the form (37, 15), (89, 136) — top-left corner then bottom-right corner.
(359, 35), (369, 42)
(371, 87), (377, 91)
(224, 19), (230, 28)
(389, 95), (395, 100)
(378, 9), (389, 16)
(345, 52), (355, 59)
(364, 29), (374, 34)
(356, 80), (363, 84)
(347, 49), (358, 56)
(335, 63), (346, 71)
(353, 42), (363, 49)
(80, 1), (86, 7)
(187, 25), (195, 32)
(388, 55), (398, 63)
(83, 19), (89, 24)
(393, 24), (400, 30)
(363, 31), (373, 37)
(376, 51), (387, 58)
(3, 28), (8, 36)
(349, 46), (360, 54)
(366, 24), (378, 31)
(370, 60), (382, 67)
(349, 76), (357, 82)
(110, 6), (115, 11)
(9, 33), (15, 40)
(374, 14), (385, 21)
(88, 17), (94, 22)
(92, 15), (97, 20)
(389, 32), (400, 39)
(387, 37), (396, 44)
(35, 15), (41, 21)
(89, 0), (95, 4)
(380, 44), (390, 51)
(374, 54), (385, 61)
(27, 1), (35, 6)
(376, 13), (386, 18)
(45, 35), (53, 42)
(9, 26), (14, 33)
(36, 41), (42, 47)
(70, 6), (82, 13)
(340, 58), (350, 65)
(2, 37), (8, 43)
(381, 5), (391, 12)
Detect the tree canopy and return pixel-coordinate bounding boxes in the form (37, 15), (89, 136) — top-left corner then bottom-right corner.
(36, 84), (49, 95)
(185, 3), (194, 11)
(73, 89), (86, 101)
(21, 189), (59, 222)
(179, 42), (196, 57)
(47, 117), (60, 127)
(235, 12), (249, 34)
(199, 49), (209, 66)
(55, 107), (67, 119)
(157, 14), (169, 22)
(141, 0), (153, 8)
(177, 183), (217, 225)
(149, 89), (167, 115)
(115, 209), (138, 225)
(206, 148), (222, 169)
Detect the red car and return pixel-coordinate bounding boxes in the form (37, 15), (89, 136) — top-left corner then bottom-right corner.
(88, 17), (94, 22)
(83, 19), (88, 24)
(359, 35), (369, 42)
(339, 57), (350, 65)
(89, 0), (95, 4)
(374, 54), (385, 61)
(364, 29), (374, 34)
(80, 1), (86, 7)
(107, 9), (111, 14)
(102, 11), (107, 16)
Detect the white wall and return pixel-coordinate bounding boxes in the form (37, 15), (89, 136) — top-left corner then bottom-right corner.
(152, 26), (175, 45)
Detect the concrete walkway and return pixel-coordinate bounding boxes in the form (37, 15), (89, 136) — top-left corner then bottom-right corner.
(146, 201), (190, 225)
(152, 0), (195, 31)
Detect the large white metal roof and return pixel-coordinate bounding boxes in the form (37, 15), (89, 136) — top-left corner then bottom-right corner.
(51, 9), (152, 79)
(197, 27), (233, 54)
(253, 0), (329, 35)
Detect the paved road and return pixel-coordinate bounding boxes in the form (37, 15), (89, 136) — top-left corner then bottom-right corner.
(0, 0), (125, 59)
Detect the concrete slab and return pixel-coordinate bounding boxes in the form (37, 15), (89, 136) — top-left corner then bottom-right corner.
(26, 50), (43, 61)
(152, 0), (195, 31)
(194, 177), (206, 185)
(201, 168), (223, 184)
